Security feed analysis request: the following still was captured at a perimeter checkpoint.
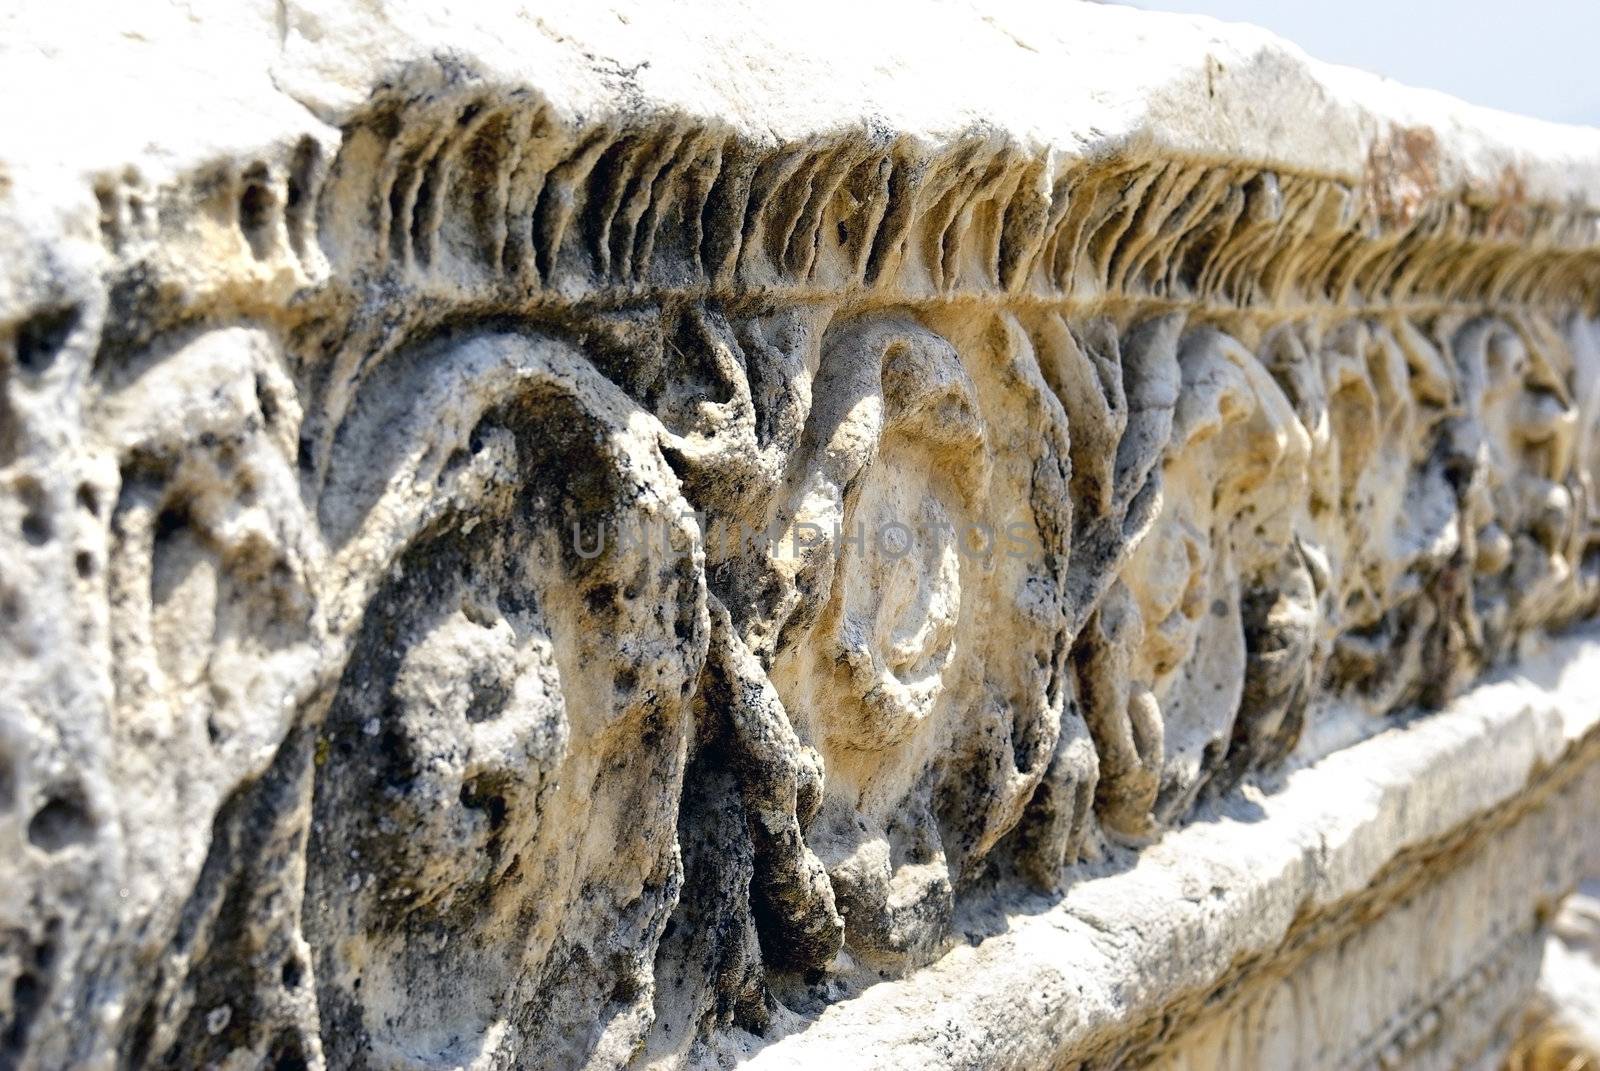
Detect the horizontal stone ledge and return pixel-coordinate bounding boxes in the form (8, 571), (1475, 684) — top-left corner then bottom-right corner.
(14, 0), (1600, 200)
(5, 1), (1600, 315)
(725, 627), (1600, 1069)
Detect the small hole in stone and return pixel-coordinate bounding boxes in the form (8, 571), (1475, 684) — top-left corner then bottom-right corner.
(254, 373), (279, 425)
(4, 972), (42, 1053)
(266, 1031), (310, 1071)
(459, 781), (508, 830)
(280, 957), (303, 990)
(21, 512), (50, 546)
(17, 478), (50, 545)
(27, 788), (94, 852)
(94, 181), (121, 242)
(206, 716), (222, 745)
(285, 136), (321, 260)
(153, 504), (187, 544)
(76, 483), (99, 515)
(238, 163), (277, 261)
(15, 305), (80, 374)
(240, 183), (272, 235)
(74, 552), (94, 579)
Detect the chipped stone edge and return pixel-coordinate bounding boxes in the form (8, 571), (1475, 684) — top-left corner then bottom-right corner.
(725, 626), (1600, 1070)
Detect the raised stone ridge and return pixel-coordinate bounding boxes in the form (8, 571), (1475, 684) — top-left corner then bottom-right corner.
(5, 1), (1600, 311)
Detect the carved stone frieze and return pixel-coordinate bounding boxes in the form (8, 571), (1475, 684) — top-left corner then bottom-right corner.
(4, 2), (1600, 1068)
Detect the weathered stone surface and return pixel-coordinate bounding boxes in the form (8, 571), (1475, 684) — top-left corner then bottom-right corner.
(1510, 882), (1600, 1070)
(736, 634), (1600, 1070)
(2, 2), (1600, 1068)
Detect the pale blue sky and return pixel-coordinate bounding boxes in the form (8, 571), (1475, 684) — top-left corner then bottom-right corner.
(1127, 0), (1600, 127)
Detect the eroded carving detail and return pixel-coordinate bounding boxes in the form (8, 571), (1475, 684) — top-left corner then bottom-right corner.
(5, 46), (1600, 1071)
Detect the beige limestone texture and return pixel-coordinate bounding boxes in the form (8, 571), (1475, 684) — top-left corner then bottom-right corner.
(3, 2), (1600, 1069)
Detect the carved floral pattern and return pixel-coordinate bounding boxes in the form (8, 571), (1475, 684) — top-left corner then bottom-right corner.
(4, 73), (1600, 1070)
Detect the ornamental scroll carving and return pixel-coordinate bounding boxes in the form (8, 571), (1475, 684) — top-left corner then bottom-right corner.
(4, 69), (1600, 1070)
